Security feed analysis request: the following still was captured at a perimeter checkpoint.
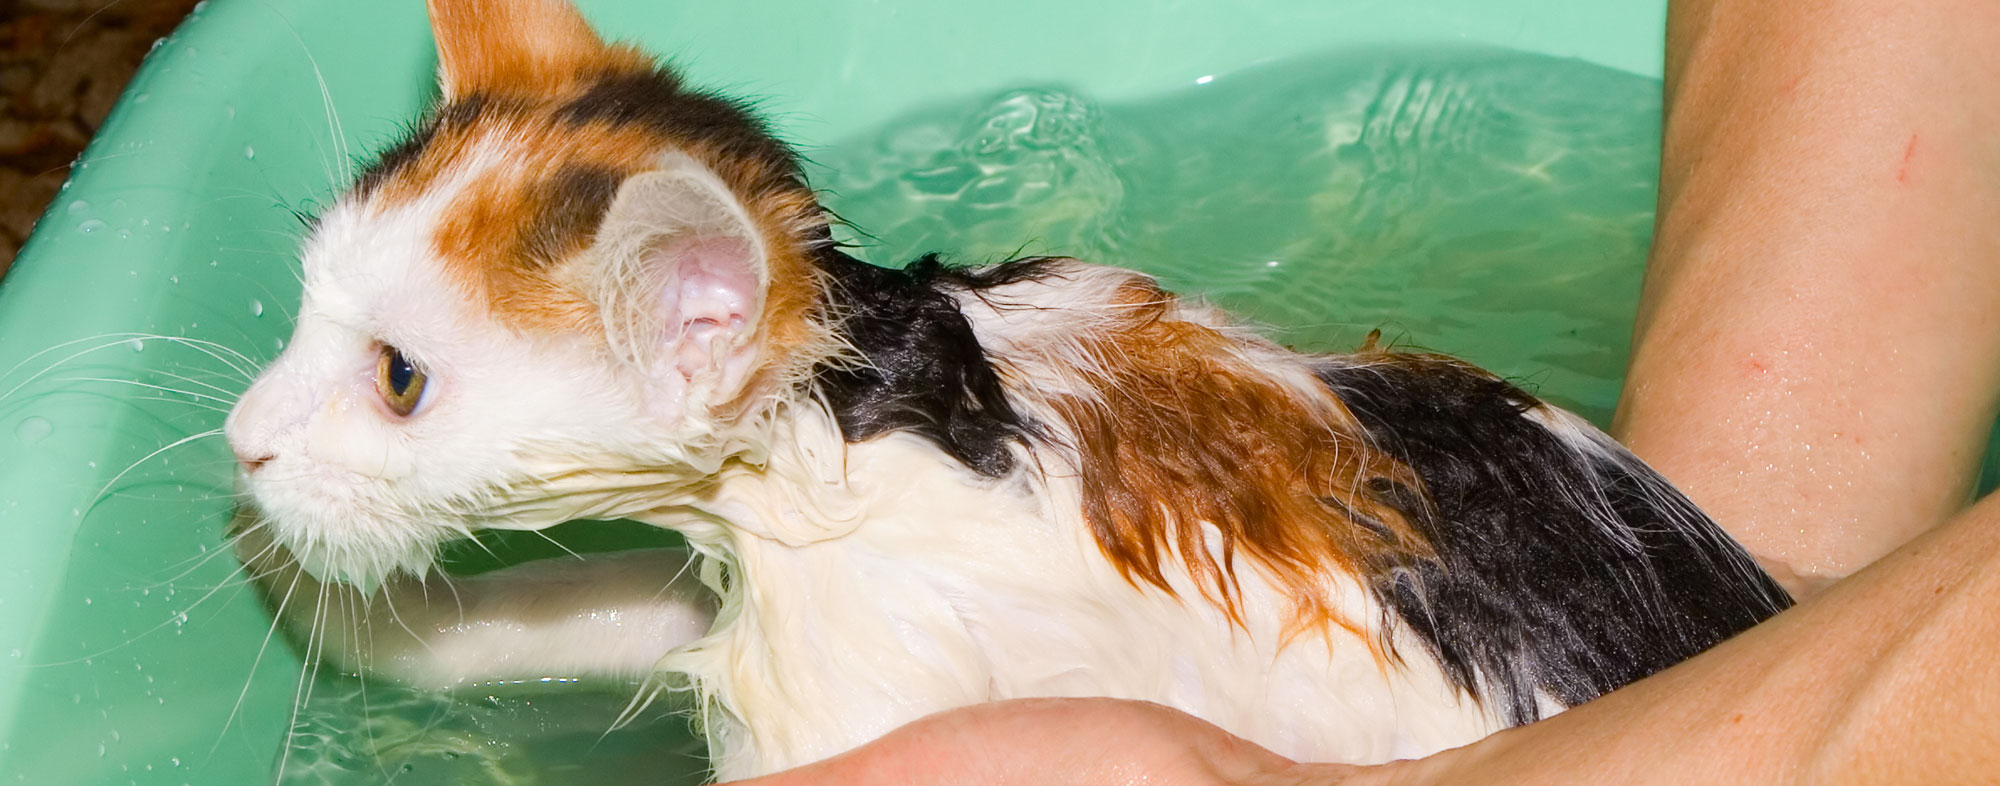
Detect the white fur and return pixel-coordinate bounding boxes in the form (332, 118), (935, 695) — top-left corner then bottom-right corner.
(229, 136), (747, 593)
(655, 417), (1500, 779)
(230, 148), (1505, 780)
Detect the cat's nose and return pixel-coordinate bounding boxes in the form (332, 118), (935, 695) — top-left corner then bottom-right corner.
(234, 446), (275, 473)
(226, 380), (282, 474)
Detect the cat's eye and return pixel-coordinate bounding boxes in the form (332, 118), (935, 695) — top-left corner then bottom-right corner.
(374, 344), (429, 417)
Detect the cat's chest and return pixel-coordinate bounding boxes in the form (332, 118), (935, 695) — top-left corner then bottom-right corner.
(680, 435), (1500, 778)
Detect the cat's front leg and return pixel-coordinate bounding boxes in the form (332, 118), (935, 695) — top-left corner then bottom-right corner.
(230, 507), (716, 689)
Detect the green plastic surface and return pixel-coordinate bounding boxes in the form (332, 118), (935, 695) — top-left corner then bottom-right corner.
(0, 0), (1666, 781)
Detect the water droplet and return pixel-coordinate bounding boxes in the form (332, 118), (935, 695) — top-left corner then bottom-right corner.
(117, 229), (130, 239)
(133, 93), (150, 104)
(248, 299), (265, 317)
(77, 219), (105, 234)
(193, 0), (207, 11)
(1195, 75), (1215, 85)
(223, 104), (235, 119)
(67, 200), (89, 215)
(128, 338), (145, 352)
(15, 417), (52, 445)
(168, 275), (179, 285)
(243, 146), (255, 160)
(82, 597), (92, 606)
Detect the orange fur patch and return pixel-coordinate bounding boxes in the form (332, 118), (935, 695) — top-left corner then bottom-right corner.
(364, 0), (829, 401)
(1049, 280), (1432, 638)
(426, 0), (649, 99)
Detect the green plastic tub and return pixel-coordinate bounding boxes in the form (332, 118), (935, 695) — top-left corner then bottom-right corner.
(0, 0), (1667, 782)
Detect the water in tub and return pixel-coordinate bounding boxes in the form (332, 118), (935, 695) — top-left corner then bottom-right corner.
(26, 47), (1667, 785)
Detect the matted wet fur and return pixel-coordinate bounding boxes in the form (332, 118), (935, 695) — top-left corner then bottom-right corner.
(224, 0), (1791, 779)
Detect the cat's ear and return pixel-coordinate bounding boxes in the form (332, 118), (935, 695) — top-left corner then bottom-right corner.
(588, 154), (771, 419)
(426, 0), (612, 99)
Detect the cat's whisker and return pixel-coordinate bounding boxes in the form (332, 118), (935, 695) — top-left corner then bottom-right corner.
(52, 331), (260, 385)
(263, 2), (354, 190)
(456, 526), (503, 563)
(24, 555), (259, 668)
(241, 276), (303, 325)
(274, 580), (332, 785)
(434, 571), (468, 633)
(215, 245), (308, 260)
(54, 376), (241, 409)
(529, 529), (587, 561)
(85, 428), (226, 514)
(95, 392), (235, 416)
(162, 481), (261, 507)
(348, 594), (401, 786)
(376, 581), (446, 664)
(0, 334), (199, 404)
(650, 549), (701, 603)
(239, 226), (313, 245)
(151, 367), (251, 402)
(608, 676), (668, 735)
(213, 566), (307, 763)
(139, 334), (265, 382)
(138, 521), (279, 593)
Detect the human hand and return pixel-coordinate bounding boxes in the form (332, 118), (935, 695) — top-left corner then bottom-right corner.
(725, 697), (1370, 786)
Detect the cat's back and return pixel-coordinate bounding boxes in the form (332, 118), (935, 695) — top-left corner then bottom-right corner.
(715, 250), (1789, 769)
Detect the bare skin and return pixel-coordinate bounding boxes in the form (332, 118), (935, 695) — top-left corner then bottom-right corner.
(1616, 0), (2000, 589)
(738, 495), (2000, 785)
(727, 0), (2000, 782)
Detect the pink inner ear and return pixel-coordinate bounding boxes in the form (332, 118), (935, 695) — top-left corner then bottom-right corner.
(654, 235), (760, 380)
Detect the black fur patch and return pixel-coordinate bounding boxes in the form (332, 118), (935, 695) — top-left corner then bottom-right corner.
(810, 253), (1056, 477)
(557, 69), (801, 189)
(1315, 354), (1791, 724)
(353, 94), (495, 196)
(517, 165), (621, 268)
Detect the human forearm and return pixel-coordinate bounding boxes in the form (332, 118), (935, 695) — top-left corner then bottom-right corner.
(1331, 487), (2000, 785)
(1616, 0), (2000, 585)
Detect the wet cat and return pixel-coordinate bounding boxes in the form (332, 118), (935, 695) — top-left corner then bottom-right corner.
(224, 0), (1791, 778)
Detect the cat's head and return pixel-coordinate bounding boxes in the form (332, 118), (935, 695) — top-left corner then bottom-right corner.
(223, 0), (831, 590)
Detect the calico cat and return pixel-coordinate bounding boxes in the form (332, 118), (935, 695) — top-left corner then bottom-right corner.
(223, 0), (1791, 778)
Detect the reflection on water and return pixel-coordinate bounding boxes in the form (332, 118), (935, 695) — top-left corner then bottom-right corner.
(815, 47), (1660, 422)
(281, 676), (706, 786)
